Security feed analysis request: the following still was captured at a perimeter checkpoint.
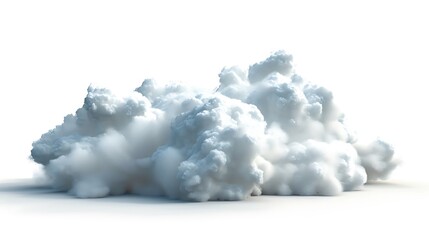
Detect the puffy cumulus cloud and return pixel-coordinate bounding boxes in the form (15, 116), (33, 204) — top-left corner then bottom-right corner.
(31, 50), (399, 201)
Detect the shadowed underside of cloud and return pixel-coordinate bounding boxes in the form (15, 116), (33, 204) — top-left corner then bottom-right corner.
(30, 51), (399, 201)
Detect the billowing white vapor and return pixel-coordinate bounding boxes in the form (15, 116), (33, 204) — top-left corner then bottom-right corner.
(31, 51), (399, 201)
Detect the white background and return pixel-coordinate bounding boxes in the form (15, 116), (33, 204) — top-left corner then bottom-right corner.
(1, 1), (428, 239)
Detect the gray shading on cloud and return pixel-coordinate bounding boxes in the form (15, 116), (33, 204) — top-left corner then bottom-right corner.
(31, 50), (399, 201)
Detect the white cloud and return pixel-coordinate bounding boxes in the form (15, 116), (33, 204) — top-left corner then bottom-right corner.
(31, 51), (399, 201)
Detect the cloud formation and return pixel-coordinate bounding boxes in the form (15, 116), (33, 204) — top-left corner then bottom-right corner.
(31, 50), (399, 201)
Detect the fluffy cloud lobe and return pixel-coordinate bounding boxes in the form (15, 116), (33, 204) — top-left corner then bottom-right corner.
(31, 51), (399, 201)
